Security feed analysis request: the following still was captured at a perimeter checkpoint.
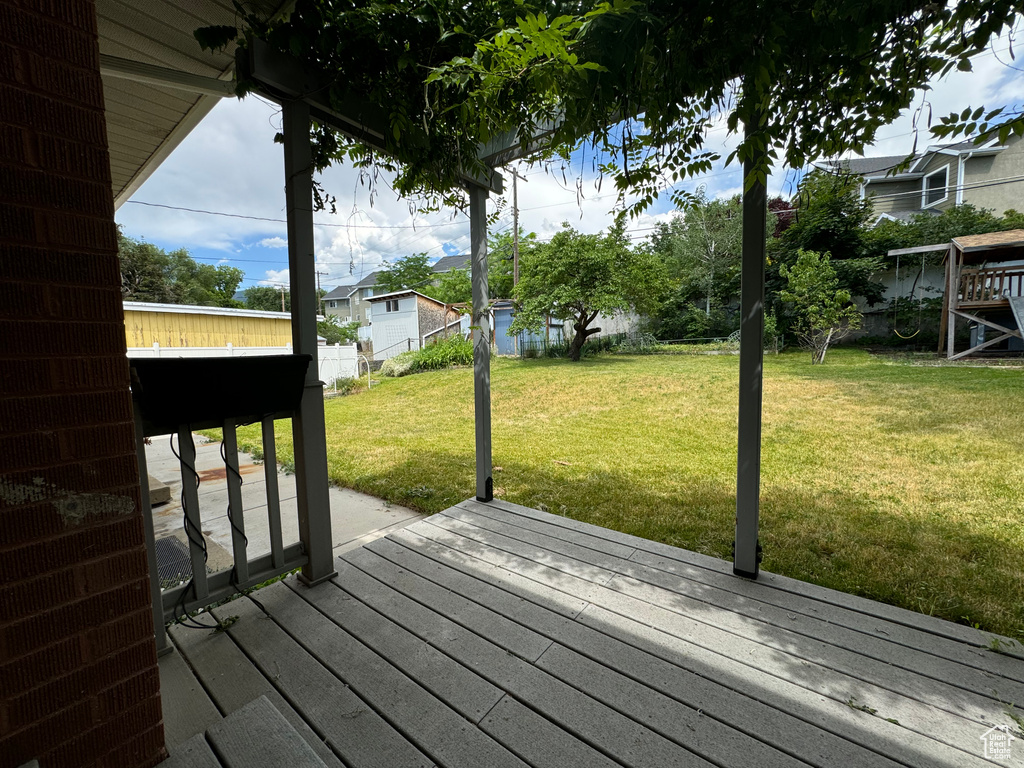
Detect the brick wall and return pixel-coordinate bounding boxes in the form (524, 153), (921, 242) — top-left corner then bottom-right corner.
(0, 1), (165, 766)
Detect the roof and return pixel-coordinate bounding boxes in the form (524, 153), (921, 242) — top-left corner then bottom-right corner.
(944, 229), (1024, 265)
(366, 289), (446, 305)
(322, 286), (354, 300)
(122, 301), (292, 320)
(953, 229), (1024, 251)
(345, 271), (382, 296)
(833, 155), (909, 176)
(98, 0), (288, 208)
(432, 254), (470, 273)
(829, 137), (1008, 182)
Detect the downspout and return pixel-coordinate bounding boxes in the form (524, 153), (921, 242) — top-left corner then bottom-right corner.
(956, 151), (973, 206)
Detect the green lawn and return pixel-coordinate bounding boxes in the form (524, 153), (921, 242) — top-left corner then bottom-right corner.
(236, 348), (1024, 639)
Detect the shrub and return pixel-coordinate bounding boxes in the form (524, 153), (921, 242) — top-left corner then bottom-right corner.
(379, 336), (474, 377)
(614, 332), (659, 354)
(380, 351), (419, 377)
(329, 376), (358, 395)
(415, 335), (473, 370)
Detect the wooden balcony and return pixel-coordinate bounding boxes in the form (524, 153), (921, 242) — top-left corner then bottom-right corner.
(157, 499), (1024, 768)
(958, 267), (1024, 309)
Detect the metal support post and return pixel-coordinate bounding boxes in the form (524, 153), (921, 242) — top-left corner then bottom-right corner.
(133, 408), (169, 656)
(734, 129), (767, 580)
(283, 99), (336, 585)
(469, 184), (493, 501)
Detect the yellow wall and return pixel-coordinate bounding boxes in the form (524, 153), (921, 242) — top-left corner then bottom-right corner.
(124, 308), (293, 348)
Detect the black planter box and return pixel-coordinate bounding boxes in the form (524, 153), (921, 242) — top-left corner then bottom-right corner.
(130, 355), (312, 436)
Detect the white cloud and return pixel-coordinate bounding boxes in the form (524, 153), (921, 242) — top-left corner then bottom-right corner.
(261, 269), (289, 287)
(259, 237), (287, 248)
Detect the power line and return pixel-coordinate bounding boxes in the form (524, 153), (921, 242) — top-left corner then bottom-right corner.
(122, 200), (465, 230)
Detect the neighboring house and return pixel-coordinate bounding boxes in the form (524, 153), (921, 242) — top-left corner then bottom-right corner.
(431, 253), (470, 274)
(366, 290), (461, 359)
(829, 135), (1024, 221)
(123, 301), (294, 348)
(346, 270), (382, 327)
(321, 285), (353, 321)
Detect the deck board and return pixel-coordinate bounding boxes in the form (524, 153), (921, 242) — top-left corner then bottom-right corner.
(454, 502), (1024, 687)
(426, 512), (1016, 728)
(163, 499), (1024, 768)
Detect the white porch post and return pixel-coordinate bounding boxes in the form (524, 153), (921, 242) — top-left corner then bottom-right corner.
(283, 99), (336, 585)
(734, 127), (767, 579)
(469, 183), (493, 501)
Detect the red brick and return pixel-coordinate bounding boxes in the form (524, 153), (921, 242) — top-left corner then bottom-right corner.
(99, 724), (167, 768)
(0, 516), (145, 581)
(0, 698), (94, 768)
(1, 578), (151, 659)
(26, 50), (105, 109)
(0, 388), (132, 433)
(0, 83), (107, 144)
(0, 459), (141, 509)
(86, 606), (154, 660)
(0, 0), (162, 763)
(0, 635), (84, 697)
(7, 639), (156, 732)
(0, 565), (77, 622)
(0, 164), (113, 217)
(0, 5), (99, 71)
(0, 245), (121, 286)
(36, 132), (111, 181)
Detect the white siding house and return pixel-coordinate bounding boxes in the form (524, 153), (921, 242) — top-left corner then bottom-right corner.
(369, 293), (420, 359)
(367, 290), (462, 359)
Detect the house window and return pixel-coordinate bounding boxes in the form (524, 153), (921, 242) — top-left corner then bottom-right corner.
(386, 299), (400, 312)
(328, 301), (336, 308)
(922, 166), (949, 208)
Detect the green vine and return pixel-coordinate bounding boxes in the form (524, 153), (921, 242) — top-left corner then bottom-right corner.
(198, 0), (1022, 213)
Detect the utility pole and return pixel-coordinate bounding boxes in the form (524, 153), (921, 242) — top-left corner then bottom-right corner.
(279, 284), (287, 312)
(315, 270), (328, 314)
(510, 169), (528, 287)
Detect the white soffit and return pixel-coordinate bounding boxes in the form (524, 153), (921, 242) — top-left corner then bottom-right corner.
(97, 0), (287, 209)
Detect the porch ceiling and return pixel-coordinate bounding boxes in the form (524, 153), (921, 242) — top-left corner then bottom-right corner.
(97, 0), (288, 208)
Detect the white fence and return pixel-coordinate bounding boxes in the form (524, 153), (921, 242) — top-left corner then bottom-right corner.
(126, 343), (359, 384)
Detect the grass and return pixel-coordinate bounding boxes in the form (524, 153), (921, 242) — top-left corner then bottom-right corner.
(228, 348), (1024, 639)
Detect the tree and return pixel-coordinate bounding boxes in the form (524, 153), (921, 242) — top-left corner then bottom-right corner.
(779, 250), (862, 364)
(244, 285), (289, 311)
(317, 315), (360, 345)
(376, 254), (433, 293)
(770, 170), (885, 312)
(668, 191), (742, 317)
(118, 231), (243, 307)
(488, 228), (537, 299)
(424, 267), (473, 305)
(510, 219), (667, 361)
(118, 231), (185, 303)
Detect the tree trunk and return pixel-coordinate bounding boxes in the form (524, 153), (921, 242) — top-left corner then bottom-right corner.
(568, 310), (600, 361)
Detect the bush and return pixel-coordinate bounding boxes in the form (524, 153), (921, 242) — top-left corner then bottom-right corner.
(614, 332), (659, 354)
(380, 351), (419, 377)
(415, 335), (474, 370)
(328, 376), (358, 395)
(379, 336), (474, 377)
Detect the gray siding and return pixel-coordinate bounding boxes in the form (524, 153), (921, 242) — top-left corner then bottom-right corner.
(865, 178), (923, 214)
(963, 136), (1024, 214)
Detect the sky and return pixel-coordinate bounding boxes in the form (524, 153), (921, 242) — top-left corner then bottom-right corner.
(114, 36), (1023, 294)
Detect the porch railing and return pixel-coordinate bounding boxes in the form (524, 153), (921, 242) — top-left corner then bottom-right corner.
(958, 267), (1024, 307)
(130, 355), (315, 654)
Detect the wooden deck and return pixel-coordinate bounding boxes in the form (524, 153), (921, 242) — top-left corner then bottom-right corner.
(160, 499), (1024, 768)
